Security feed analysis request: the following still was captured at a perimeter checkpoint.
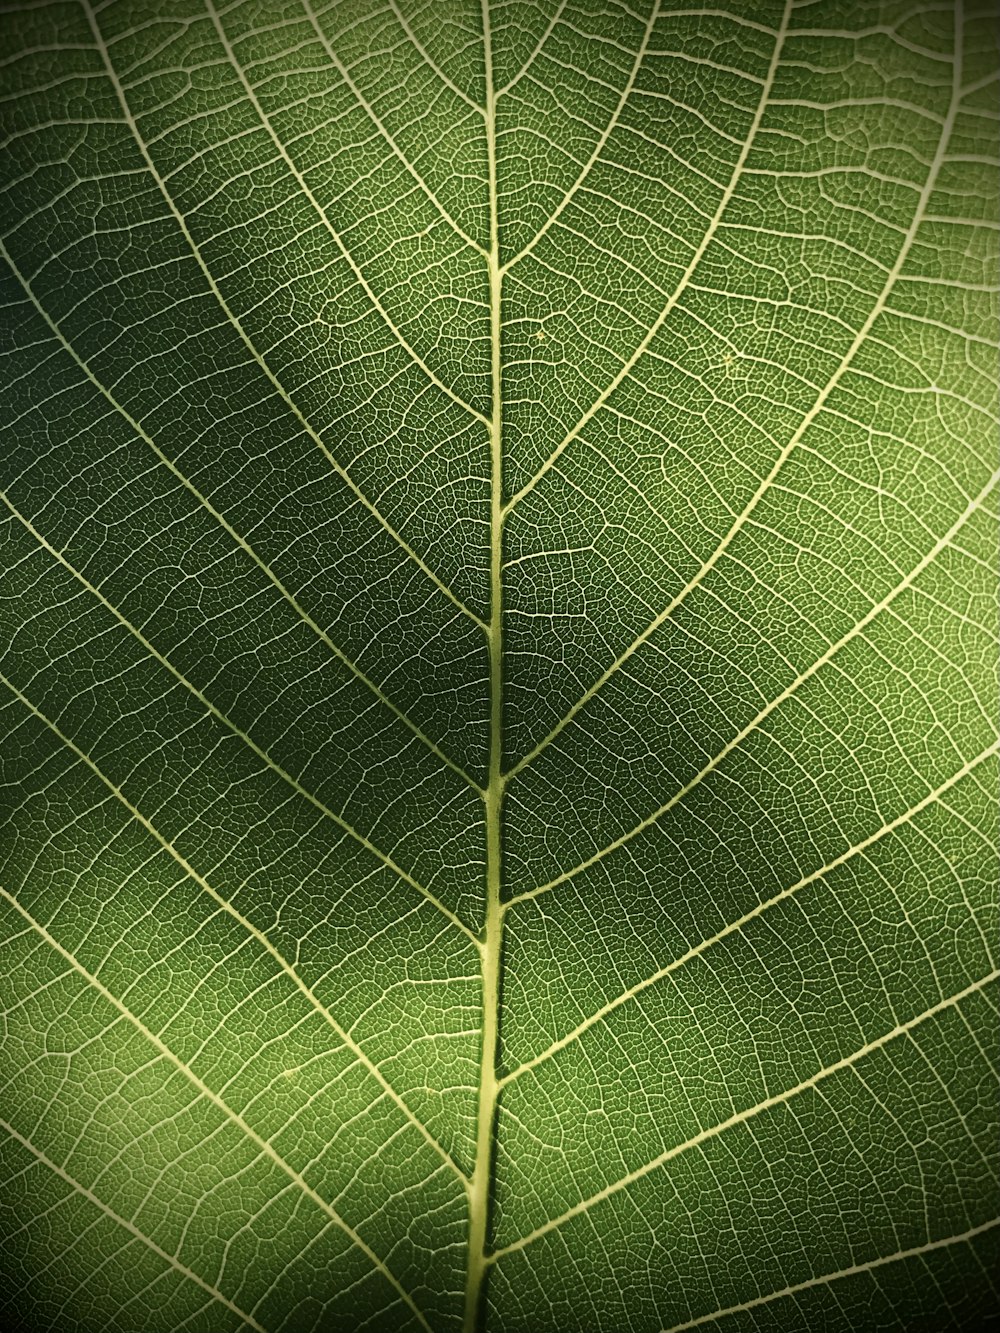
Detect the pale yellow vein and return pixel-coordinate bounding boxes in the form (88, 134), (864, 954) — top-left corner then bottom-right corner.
(490, 970), (999, 1260)
(0, 1116), (270, 1333)
(0, 887), (437, 1333)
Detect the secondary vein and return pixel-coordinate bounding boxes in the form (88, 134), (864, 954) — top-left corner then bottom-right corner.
(0, 237), (484, 802)
(490, 969), (999, 1260)
(0, 662), (476, 951)
(504, 0), (968, 779)
(0, 886), (438, 1333)
(658, 1218), (1000, 1332)
(204, 0), (491, 431)
(84, 0), (487, 636)
(501, 740), (998, 1085)
(0, 1116), (270, 1333)
(508, 470), (998, 906)
(500, 0), (793, 516)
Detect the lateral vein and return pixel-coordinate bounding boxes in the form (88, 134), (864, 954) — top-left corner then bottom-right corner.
(301, 0), (489, 256)
(659, 1218), (1000, 1332)
(386, 0), (487, 114)
(490, 970), (1000, 1260)
(508, 470), (998, 905)
(0, 1116), (271, 1333)
(0, 662), (476, 947)
(501, 0), (793, 513)
(502, 741), (998, 1085)
(204, 0), (492, 431)
(0, 520), (473, 1179)
(83, 0), (488, 635)
(494, 0), (571, 97)
(0, 888), (437, 1333)
(0, 241), (484, 801)
(499, 0), (660, 270)
(505, 2), (969, 773)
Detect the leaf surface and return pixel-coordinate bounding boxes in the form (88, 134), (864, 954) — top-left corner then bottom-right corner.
(1, 1), (997, 1330)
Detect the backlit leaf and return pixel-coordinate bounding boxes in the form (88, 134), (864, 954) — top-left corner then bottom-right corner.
(1, 1), (997, 1330)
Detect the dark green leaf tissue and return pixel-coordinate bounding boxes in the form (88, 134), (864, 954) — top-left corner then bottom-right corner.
(1, 1), (997, 1329)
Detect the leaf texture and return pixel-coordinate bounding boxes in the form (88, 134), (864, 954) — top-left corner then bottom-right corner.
(0, 1), (997, 1331)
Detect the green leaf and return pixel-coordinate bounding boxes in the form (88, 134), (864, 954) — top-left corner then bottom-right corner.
(1, 1), (997, 1331)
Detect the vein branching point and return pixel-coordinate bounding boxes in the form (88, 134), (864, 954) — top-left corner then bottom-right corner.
(0, 1), (996, 1330)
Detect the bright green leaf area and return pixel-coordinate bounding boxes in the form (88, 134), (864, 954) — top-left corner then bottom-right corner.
(1, 0), (997, 1330)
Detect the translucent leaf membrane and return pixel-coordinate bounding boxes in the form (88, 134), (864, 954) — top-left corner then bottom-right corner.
(1, 1), (997, 1331)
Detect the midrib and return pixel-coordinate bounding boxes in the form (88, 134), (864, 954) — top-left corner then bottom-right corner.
(463, 2), (505, 1328)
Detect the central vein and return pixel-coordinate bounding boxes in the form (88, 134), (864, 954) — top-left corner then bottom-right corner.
(464, 4), (504, 1328)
